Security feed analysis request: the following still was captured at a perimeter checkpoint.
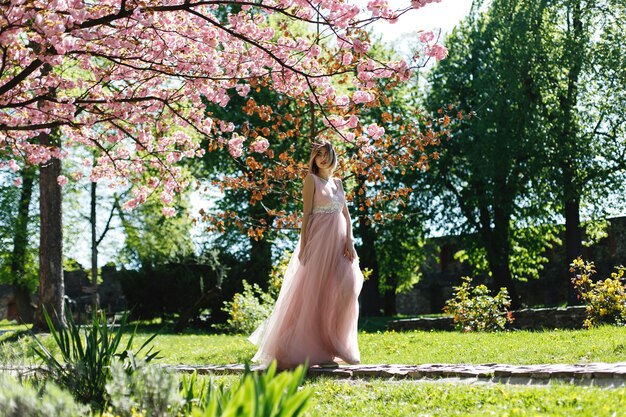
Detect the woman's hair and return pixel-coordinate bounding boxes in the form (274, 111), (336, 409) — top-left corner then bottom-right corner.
(307, 141), (337, 174)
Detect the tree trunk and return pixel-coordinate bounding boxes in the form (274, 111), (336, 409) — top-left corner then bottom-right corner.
(564, 188), (583, 304)
(91, 181), (99, 311)
(248, 236), (272, 289)
(382, 280), (397, 316)
(33, 130), (65, 330)
(561, 0), (585, 305)
(354, 175), (383, 316)
(480, 202), (519, 308)
(10, 166), (36, 323)
(247, 200), (274, 289)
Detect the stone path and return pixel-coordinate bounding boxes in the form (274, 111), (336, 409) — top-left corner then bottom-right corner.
(4, 362), (626, 387)
(169, 362), (626, 388)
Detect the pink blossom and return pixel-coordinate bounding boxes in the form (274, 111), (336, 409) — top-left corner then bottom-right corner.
(353, 39), (371, 54)
(419, 31), (435, 44)
(335, 95), (350, 106)
(426, 43), (449, 60)
(228, 134), (245, 158)
(352, 90), (375, 104)
(57, 175), (69, 186)
(342, 52), (353, 66)
(366, 123), (385, 140)
(250, 137), (270, 153)
(346, 115), (359, 129)
(411, 0), (442, 9)
(0, 0), (428, 212)
(13, 177), (22, 187)
(219, 121), (235, 133)
(162, 207), (176, 217)
(236, 84), (251, 97)
(161, 191), (173, 205)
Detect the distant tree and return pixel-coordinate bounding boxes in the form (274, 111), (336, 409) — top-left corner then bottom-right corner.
(420, 0), (557, 305)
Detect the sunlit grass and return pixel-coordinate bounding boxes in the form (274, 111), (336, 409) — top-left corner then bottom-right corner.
(131, 325), (626, 366)
(303, 378), (626, 417)
(3, 320), (625, 366)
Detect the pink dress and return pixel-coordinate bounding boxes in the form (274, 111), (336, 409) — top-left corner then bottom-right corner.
(249, 174), (364, 368)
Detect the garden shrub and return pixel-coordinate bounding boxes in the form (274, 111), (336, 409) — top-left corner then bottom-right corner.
(219, 252), (289, 334)
(0, 375), (90, 417)
(32, 309), (158, 409)
(220, 280), (275, 334)
(102, 361), (310, 417)
(105, 359), (182, 417)
(444, 276), (514, 332)
(570, 257), (626, 328)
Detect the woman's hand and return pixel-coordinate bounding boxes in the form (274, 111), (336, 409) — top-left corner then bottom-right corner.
(298, 245), (307, 265)
(344, 239), (356, 262)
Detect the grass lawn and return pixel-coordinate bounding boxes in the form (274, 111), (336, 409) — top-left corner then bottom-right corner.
(130, 325), (626, 366)
(304, 378), (626, 417)
(2, 320), (625, 365)
(2, 320), (626, 416)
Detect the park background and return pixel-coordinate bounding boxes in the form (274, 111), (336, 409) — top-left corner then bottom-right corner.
(1, 0), (626, 415)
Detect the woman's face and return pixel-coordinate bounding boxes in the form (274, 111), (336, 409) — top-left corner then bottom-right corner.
(315, 147), (331, 169)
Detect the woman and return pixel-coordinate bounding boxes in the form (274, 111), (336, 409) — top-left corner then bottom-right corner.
(249, 141), (363, 369)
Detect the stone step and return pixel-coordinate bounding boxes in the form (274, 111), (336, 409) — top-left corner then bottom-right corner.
(168, 362), (626, 387)
(4, 362), (625, 387)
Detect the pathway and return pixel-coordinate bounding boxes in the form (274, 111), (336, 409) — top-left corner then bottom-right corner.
(169, 362), (626, 388)
(4, 362), (626, 387)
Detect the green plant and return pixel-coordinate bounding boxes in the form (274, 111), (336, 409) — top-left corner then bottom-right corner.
(220, 280), (275, 334)
(186, 361), (311, 417)
(31, 309), (159, 409)
(0, 335), (38, 369)
(570, 257), (626, 328)
(0, 374), (91, 417)
(105, 359), (181, 417)
(443, 276), (513, 332)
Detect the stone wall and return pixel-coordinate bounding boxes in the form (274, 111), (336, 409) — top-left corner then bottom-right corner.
(388, 306), (588, 331)
(396, 216), (626, 315)
(0, 266), (125, 321)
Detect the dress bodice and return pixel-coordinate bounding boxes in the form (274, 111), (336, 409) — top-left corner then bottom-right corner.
(310, 174), (344, 215)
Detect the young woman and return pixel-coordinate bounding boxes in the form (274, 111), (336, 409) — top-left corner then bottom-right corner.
(249, 141), (363, 369)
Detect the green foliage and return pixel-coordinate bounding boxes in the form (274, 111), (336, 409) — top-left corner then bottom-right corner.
(220, 280), (275, 334)
(104, 360), (310, 417)
(0, 375), (90, 417)
(186, 362), (311, 417)
(444, 276), (513, 332)
(105, 359), (181, 417)
(220, 251), (289, 334)
(31, 309), (159, 408)
(570, 257), (626, 328)
(117, 196), (196, 269)
(0, 334), (38, 368)
(0, 169), (39, 291)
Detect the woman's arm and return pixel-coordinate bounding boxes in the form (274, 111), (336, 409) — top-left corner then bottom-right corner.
(338, 179), (356, 262)
(341, 202), (356, 262)
(299, 174), (315, 262)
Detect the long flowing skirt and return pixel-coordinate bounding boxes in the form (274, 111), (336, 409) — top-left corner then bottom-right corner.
(249, 211), (363, 368)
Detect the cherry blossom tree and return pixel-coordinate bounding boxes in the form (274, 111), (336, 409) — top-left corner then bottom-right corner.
(0, 0), (447, 327)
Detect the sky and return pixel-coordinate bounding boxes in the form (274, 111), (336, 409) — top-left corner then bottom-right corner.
(368, 0), (473, 44)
